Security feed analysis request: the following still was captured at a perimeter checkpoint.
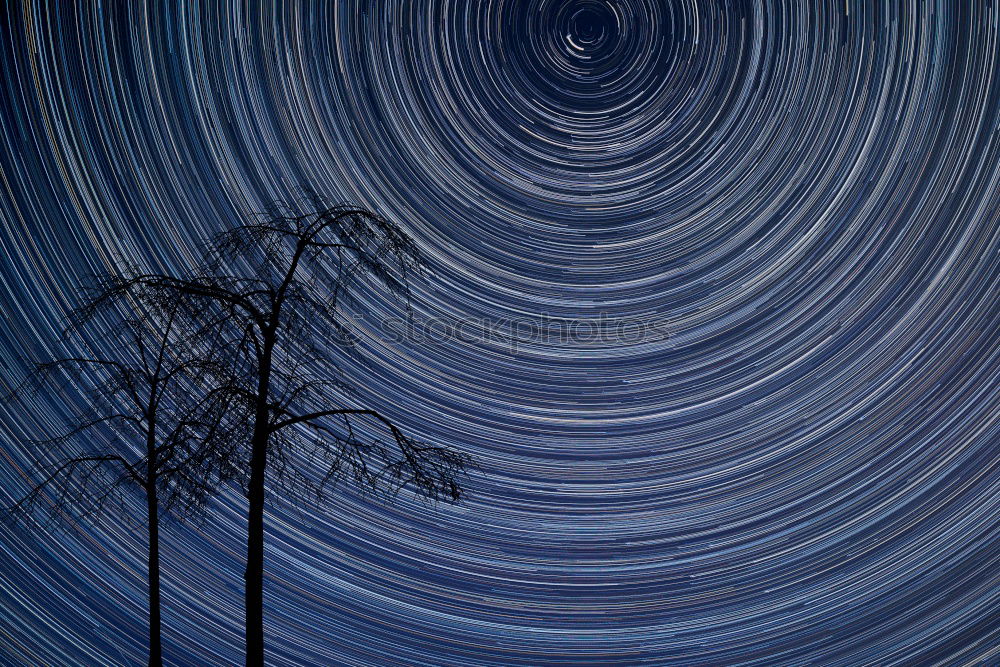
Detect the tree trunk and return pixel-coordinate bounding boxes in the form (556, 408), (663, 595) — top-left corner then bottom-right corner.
(245, 422), (267, 666)
(246, 326), (277, 666)
(147, 487), (163, 667)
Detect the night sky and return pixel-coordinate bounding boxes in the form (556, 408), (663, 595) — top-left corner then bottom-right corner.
(2, 2), (1000, 665)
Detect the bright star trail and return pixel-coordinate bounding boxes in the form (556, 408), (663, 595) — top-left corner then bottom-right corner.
(2, 1), (1000, 665)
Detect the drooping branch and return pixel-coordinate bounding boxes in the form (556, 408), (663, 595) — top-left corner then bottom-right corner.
(6, 277), (244, 529)
(9, 454), (143, 526)
(267, 407), (470, 502)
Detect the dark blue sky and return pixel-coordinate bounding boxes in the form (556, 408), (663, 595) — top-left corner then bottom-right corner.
(2, 2), (999, 665)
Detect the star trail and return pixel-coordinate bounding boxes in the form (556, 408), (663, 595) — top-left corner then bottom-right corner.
(2, 1), (1000, 665)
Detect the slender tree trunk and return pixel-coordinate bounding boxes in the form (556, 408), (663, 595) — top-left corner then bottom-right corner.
(147, 486), (163, 667)
(245, 425), (267, 666)
(245, 344), (273, 667)
(145, 402), (163, 667)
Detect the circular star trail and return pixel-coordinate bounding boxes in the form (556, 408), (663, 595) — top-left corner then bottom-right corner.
(2, 1), (1000, 665)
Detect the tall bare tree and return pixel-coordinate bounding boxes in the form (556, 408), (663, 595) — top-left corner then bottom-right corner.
(107, 203), (470, 665)
(7, 292), (239, 666)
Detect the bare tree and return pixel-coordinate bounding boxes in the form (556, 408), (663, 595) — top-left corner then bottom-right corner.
(105, 202), (471, 665)
(6, 291), (239, 667)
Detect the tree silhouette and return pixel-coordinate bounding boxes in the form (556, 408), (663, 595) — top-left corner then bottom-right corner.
(6, 291), (239, 666)
(105, 203), (471, 665)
